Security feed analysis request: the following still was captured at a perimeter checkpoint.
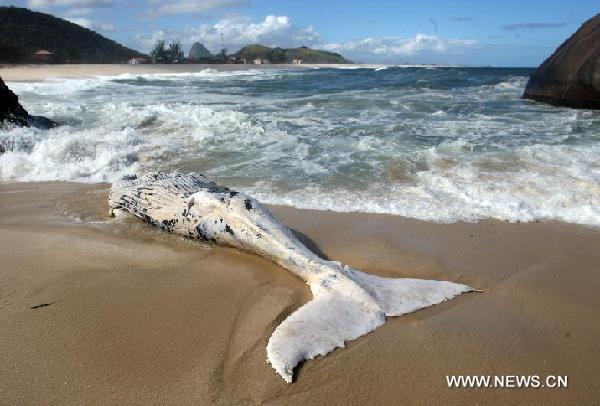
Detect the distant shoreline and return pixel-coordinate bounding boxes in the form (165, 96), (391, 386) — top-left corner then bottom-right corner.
(0, 63), (371, 81)
(0, 64), (535, 82)
(0, 63), (486, 81)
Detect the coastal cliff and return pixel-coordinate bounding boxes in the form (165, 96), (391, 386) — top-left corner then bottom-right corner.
(522, 14), (600, 109)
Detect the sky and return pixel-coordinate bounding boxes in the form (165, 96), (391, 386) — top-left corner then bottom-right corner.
(1, 0), (598, 66)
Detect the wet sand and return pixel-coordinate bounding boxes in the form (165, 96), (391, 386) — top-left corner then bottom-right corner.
(1, 181), (599, 404)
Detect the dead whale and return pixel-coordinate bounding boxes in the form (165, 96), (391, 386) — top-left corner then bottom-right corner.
(109, 172), (472, 383)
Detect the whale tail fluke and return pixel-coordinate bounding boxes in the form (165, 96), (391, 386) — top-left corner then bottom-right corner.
(266, 284), (386, 383)
(267, 268), (470, 383)
(343, 269), (471, 317)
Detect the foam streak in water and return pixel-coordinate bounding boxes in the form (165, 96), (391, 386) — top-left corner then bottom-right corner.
(2, 67), (600, 226)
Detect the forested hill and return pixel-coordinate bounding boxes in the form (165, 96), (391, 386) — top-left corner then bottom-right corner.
(234, 44), (351, 64)
(0, 7), (144, 63)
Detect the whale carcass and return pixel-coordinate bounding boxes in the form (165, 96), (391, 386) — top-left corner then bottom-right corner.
(109, 172), (472, 383)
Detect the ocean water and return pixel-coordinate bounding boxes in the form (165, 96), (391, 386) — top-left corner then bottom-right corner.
(2, 66), (600, 225)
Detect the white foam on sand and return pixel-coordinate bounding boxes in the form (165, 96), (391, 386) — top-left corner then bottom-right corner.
(245, 141), (600, 226)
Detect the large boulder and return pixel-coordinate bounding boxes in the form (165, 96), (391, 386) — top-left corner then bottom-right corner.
(0, 76), (56, 128)
(522, 14), (600, 109)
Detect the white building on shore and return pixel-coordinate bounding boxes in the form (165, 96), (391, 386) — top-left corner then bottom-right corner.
(128, 57), (148, 64)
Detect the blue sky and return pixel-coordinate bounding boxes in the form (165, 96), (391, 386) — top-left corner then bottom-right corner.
(1, 0), (598, 66)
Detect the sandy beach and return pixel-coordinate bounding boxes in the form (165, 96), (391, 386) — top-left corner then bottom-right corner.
(2, 0), (600, 402)
(0, 63), (383, 81)
(1, 181), (599, 404)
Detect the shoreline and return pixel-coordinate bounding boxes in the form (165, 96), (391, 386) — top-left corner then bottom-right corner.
(1, 181), (599, 404)
(0, 63), (483, 81)
(0, 63), (385, 81)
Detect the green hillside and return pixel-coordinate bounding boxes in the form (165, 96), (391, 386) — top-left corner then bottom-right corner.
(234, 44), (350, 64)
(0, 6), (144, 63)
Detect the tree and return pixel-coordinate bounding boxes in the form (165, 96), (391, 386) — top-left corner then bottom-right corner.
(150, 40), (184, 63)
(167, 41), (184, 64)
(268, 47), (285, 63)
(219, 47), (228, 62)
(151, 40), (166, 63)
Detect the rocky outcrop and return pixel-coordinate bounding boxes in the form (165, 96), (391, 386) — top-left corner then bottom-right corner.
(188, 42), (212, 60)
(522, 14), (600, 109)
(0, 76), (56, 128)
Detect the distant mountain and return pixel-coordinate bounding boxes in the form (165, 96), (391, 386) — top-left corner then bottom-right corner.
(233, 44), (351, 64)
(188, 42), (212, 60)
(0, 6), (144, 63)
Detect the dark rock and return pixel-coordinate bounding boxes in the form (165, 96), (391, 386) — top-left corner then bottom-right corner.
(522, 14), (600, 109)
(0, 76), (28, 119)
(0, 76), (57, 128)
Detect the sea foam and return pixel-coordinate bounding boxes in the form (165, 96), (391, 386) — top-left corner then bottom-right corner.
(2, 67), (599, 226)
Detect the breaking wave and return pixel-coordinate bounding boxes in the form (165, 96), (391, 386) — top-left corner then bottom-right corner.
(2, 66), (600, 226)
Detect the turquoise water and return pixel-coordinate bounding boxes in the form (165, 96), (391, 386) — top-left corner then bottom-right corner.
(2, 66), (600, 224)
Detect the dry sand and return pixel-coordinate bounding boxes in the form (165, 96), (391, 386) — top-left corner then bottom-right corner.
(1, 181), (599, 404)
(0, 64), (382, 81)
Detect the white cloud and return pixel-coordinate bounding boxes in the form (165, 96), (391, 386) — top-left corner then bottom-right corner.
(28, 0), (111, 8)
(145, 0), (247, 18)
(184, 15), (320, 52)
(66, 17), (115, 32)
(318, 34), (479, 63)
(66, 16), (92, 28)
(133, 29), (180, 52)
(127, 14), (480, 64)
(64, 7), (93, 16)
(98, 22), (115, 32)
(372, 34), (478, 55)
(134, 15), (320, 54)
